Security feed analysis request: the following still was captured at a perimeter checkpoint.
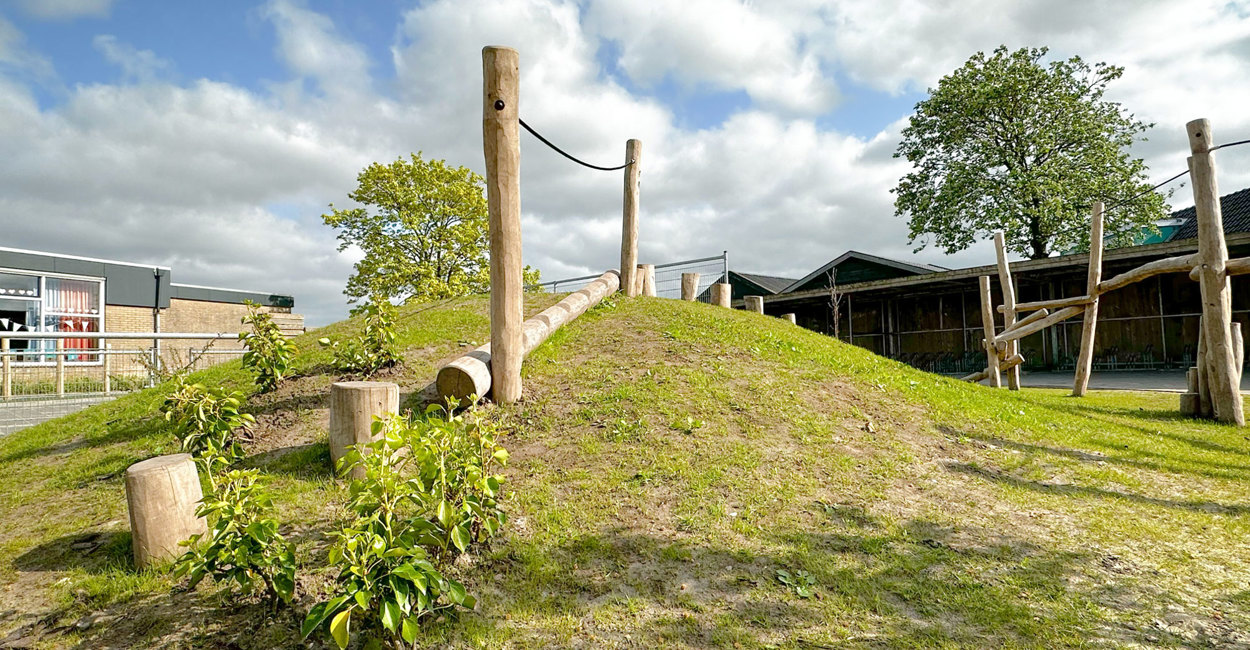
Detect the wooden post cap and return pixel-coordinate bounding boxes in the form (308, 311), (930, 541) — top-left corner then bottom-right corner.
(329, 381), (399, 478)
(125, 453), (207, 569)
(1187, 118), (1213, 154)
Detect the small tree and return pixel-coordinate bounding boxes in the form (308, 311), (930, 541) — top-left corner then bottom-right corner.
(240, 301), (297, 393)
(827, 269), (844, 339)
(894, 46), (1168, 259)
(324, 154), (539, 306)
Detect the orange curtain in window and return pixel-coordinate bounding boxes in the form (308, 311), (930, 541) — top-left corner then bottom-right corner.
(53, 280), (97, 359)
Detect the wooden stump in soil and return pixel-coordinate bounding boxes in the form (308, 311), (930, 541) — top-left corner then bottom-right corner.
(124, 453), (207, 569)
(329, 381), (399, 479)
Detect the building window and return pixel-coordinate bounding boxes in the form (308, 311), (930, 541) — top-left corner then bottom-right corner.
(0, 270), (104, 364)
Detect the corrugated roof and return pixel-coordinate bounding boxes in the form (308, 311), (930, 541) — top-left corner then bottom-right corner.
(734, 272), (797, 294)
(1170, 186), (1250, 240)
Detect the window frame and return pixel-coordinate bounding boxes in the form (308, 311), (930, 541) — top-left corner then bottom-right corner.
(0, 267), (106, 366)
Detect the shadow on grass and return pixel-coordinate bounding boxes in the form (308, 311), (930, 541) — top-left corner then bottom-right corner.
(469, 511), (1179, 648)
(243, 442), (332, 480)
(947, 461), (1250, 514)
(13, 531), (132, 574)
(0, 414), (164, 466)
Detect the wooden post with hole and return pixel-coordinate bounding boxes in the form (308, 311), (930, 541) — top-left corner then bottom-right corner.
(993, 232), (1020, 390)
(681, 272), (700, 301)
(621, 139), (641, 297)
(978, 276), (1001, 388)
(55, 339), (64, 396)
(1, 338), (9, 400)
(1187, 117), (1243, 425)
(482, 46), (523, 403)
(1073, 202), (1104, 397)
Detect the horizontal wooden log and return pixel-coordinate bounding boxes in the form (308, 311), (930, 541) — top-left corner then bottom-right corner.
(1226, 257), (1250, 276)
(1096, 254), (1195, 295)
(996, 305), (1086, 345)
(961, 354), (1024, 382)
(1002, 295), (1092, 313)
(438, 270), (620, 403)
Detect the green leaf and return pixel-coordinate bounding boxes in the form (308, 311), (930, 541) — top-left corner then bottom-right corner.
(381, 598), (400, 632)
(447, 580), (467, 606)
(436, 500), (451, 527)
(330, 608), (351, 649)
(402, 617), (419, 644)
(450, 524), (470, 553)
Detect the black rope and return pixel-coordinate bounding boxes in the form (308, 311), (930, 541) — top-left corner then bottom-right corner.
(1104, 169), (1188, 214)
(518, 117), (634, 171)
(1211, 138), (1250, 152)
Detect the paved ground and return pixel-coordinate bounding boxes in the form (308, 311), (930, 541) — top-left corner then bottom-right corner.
(0, 394), (117, 436)
(994, 370), (1250, 392)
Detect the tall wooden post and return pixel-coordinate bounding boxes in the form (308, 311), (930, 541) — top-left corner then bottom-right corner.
(993, 232), (1020, 390)
(680, 272), (700, 301)
(621, 139), (641, 297)
(978, 276), (1001, 388)
(483, 46), (523, 403)
(1, 338), (9, 400)
(1187, 118), (1243, 425)
(1073, 202), (1104, 397)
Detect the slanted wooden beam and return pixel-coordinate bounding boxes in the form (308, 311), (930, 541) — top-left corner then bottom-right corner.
(978, 276), (1001, 388)
(997, 305), (1086, 345)
(1073, 202), (1105, 397)
(1097, 254), (1195, 295)
(993, 232), (1020, 390)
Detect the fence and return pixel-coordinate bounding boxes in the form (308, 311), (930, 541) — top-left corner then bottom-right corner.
(0, 331), (242, 435)
(536, 252), (728, 303)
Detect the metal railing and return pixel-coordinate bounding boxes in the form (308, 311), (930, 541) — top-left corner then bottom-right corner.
(536, 252), (729, 303)
(0, 332), (242, 435)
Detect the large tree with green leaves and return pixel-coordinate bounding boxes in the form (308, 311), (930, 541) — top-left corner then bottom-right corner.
(893, 46), (1167, 259)
(324, 154), (538, 306)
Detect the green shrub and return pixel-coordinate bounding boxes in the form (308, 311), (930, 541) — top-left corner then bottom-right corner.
(304, 405), (507, 648)
(161, 378), (253, 473)
(318, 296), (400, 377)
(240, 301), (297, 392)
(174, 469), (296, 608)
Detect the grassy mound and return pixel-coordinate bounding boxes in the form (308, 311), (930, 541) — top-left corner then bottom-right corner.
(1, 294), (1248, 648)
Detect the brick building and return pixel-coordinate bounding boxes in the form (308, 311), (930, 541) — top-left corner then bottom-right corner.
(0, 246), (302, 374)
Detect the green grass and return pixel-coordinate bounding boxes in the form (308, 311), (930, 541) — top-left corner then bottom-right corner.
(0, 294), (1247, 648)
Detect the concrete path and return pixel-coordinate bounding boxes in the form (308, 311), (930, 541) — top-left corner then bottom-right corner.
(0, 394), (117, 436)
(997, 370), (1250, 393)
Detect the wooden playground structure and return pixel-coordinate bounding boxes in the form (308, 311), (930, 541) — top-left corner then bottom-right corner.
(436, 46), (731, 405)
(969, 119), (1248, 426)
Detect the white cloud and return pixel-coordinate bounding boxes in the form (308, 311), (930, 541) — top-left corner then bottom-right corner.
(92, 35), (172, 83)
(4, 0), (1250, 326)
(584, 0), (838, 115)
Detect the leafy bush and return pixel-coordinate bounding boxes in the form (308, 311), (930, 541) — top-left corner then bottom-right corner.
(240, 301), (297, 392)
(318, 296), (401, 376)
(161, 379), (254, 473)
(174, 469), (296, 608)
(304, 405), (508, 648)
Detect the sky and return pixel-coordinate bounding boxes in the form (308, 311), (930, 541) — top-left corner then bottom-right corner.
(3, 0), (1250, 326)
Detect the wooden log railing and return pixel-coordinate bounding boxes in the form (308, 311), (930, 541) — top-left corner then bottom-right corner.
(1003, 294), (1093, 314)
(437, 270), (620, 404)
